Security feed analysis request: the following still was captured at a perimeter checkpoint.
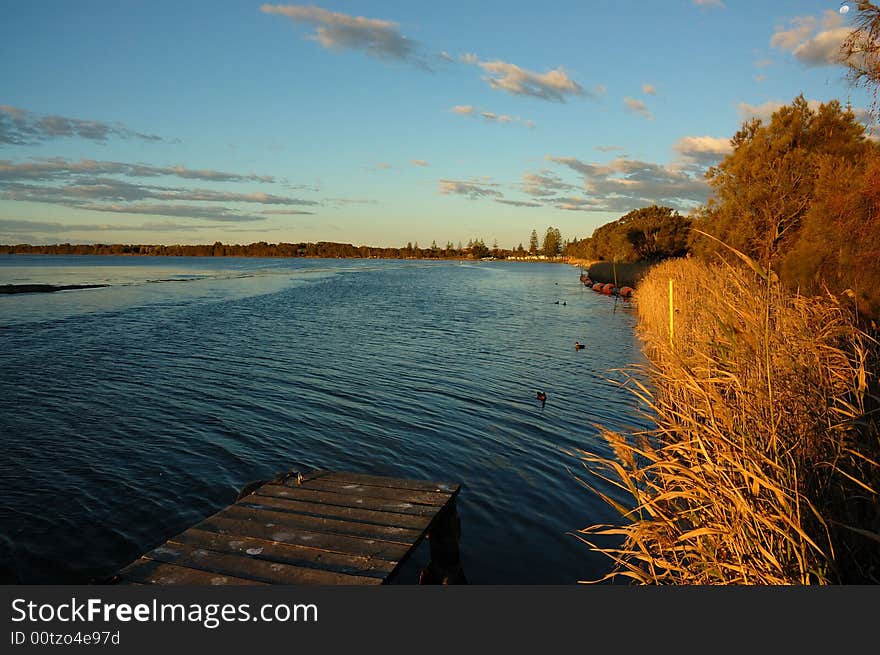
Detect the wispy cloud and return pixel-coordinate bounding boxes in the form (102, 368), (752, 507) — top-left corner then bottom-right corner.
(0, 219), (218, 234)
(0, 157), (321, 225)
(495, 199), (541, 208)
(75, 203), (268, 222)
(0, 158), (275, 183)
(450, 105), (535, 128)
(260, 4), (422, 64)
(0, 105), (162, 146)
(642, 83), (657, 95)
(411, 159), (429, 167)
(439, 179), (502, 199)
(770, 10), (853, 67)
(545, 155), (709, 212)
(0, 180), (317, 206)
(465, 57), (587, 102)
(595, 145), (624, 152)
(624, 97), (653, 120)
(521, 171), (577, 197)
(693, 0), (724, 7)
(323, 197), (379, 207)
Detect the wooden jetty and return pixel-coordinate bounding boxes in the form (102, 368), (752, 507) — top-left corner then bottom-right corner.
(111, 470), (464, 585)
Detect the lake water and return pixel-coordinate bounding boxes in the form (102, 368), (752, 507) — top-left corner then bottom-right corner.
(0, 255), (647, 584)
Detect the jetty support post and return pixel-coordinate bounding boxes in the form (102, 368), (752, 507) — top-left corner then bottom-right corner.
(419, 499), (467, 584)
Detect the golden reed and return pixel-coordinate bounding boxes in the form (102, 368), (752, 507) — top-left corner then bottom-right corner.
(572, 255), (880, 584)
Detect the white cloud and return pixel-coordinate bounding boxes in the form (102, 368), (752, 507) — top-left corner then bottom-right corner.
(411, 159), (429, 167)
(693, 0), (724, 7)
(624, 97), (653, 120)
(770, 10), (853, 67)
(451, 105), (475, 115)
(642, 83), (656, 95)
(673, 136), (733, 164)
(460, 52), (479, 64)
(260, 4), (420, 63)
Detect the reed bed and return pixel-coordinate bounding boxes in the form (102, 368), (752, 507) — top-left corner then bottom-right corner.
(574, 256), (880, 584)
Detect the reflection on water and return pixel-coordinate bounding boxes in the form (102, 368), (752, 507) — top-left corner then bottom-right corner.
(0, 255), (647, 583)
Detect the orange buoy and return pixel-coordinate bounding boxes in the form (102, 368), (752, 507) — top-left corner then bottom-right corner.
(603, 284), (615, 295)
(593, 283), (605, 293)
(619, 286), (634, 299)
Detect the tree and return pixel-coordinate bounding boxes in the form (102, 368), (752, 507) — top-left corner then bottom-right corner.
(844, 2), (880, 119)
(542, 226), (562, 258)
(694, 95), (871, 269)
(528, 229), (539, 255)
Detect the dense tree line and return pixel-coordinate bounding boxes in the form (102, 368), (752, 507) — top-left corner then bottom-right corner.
(0, 239), (522, 260)
(692, 95), (880, 320)
(564, 205), (691, 263)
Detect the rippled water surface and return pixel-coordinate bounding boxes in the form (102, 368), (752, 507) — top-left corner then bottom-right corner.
(0, 255), (647, 584)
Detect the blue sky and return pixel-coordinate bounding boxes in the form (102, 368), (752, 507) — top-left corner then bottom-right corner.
(0, 1), (873, 248)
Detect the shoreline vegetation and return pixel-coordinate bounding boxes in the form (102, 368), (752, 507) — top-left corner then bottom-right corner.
(0, 227), (570, 262)
(573, 94), (880, 583)
(575, 256), (880, 584)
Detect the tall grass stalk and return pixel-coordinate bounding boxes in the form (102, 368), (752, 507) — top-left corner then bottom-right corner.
(574, 256), (880, 584)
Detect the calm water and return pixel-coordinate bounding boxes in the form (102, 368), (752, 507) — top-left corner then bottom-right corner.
(0, 255), (647, 584)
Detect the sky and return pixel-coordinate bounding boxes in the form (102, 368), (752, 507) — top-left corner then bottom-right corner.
(0, 0), (875, 249)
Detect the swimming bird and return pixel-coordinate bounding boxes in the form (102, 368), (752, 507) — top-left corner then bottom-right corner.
(536, 391), (547, 406)
(575, 341), (585, 350)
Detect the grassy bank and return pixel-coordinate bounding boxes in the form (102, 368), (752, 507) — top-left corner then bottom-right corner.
(575, 257), (880, 584)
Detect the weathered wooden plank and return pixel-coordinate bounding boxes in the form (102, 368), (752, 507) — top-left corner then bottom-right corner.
(195, 514), (411, 561)
(114, 470), (463, 586)
(170, 528), (394, 578)
(115, 558), (264, 585)
(142, 541), (381, 585)
(320, 471), (460, 494)
(236, 494), (433, 530)
(214, 504), (421, 545)
(255, 484), (439, 517)
(296, 478), (453, 506)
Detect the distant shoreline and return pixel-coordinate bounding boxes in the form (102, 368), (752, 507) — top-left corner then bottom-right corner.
(0, 249), (571, 264)
(0, 242), (569, 262)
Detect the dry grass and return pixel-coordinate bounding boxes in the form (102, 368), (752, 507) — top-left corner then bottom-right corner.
(574, 255), (880, 584)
